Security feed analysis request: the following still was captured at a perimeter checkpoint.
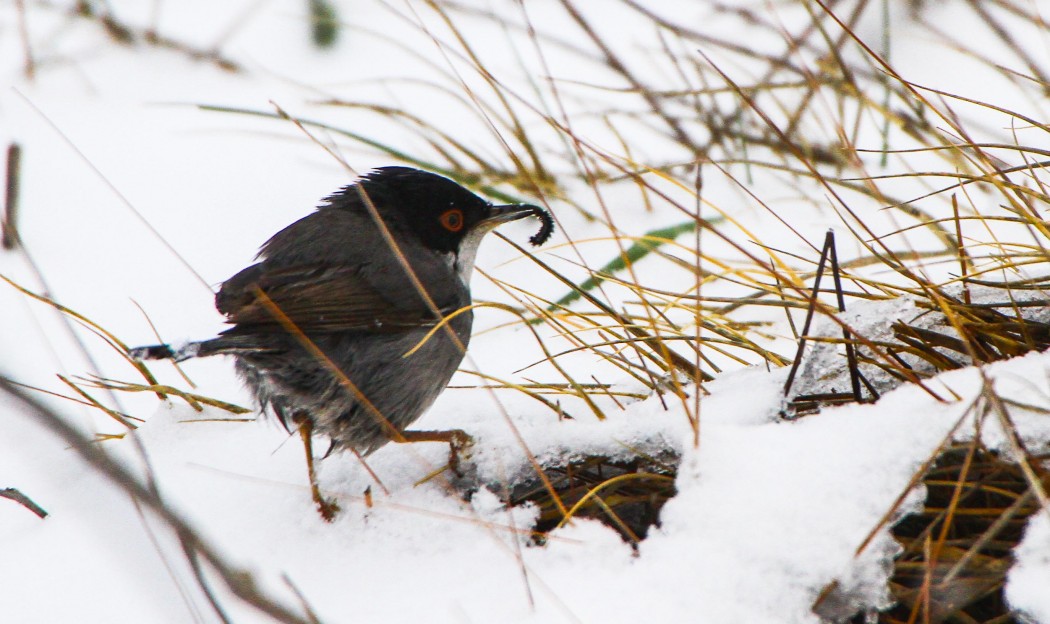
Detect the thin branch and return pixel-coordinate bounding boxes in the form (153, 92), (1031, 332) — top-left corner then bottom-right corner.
(0, 374), (315, 624)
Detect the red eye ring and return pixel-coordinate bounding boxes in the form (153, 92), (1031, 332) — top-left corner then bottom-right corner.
(440, 209), (464, 232)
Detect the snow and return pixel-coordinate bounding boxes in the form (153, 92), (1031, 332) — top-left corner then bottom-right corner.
(2, 1), (1049, 623)
(1011, 514), (1050, 623)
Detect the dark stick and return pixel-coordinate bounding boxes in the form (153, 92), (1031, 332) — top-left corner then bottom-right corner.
(3, 143), (22, 250)
(0, 487), (48, 519)
(782, 230), (834, 395)
(827, 232), (864, 402)
(0, 374), (314, 624)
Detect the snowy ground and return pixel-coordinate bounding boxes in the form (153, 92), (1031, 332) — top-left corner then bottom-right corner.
(2, 1), (1049, 623)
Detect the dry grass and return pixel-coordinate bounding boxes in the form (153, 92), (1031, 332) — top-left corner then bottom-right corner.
(301, 1), (1049, 619)
(876, 442), (1049, 623)
(815, 382), (1050, 623)
(509, 453), (678, 546)
(5, 0), (1050, 622)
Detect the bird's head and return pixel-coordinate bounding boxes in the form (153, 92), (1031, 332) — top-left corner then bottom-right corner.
(347, 167), (552, 280)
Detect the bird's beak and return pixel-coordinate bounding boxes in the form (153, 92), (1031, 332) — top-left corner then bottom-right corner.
(456, 203), (553, 281)
(480, 203), (545, 228)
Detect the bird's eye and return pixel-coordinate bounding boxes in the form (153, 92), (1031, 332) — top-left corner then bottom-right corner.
(440, 209), (464, 232)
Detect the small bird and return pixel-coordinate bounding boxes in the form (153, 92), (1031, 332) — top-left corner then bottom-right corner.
(132, 167), (553, 520)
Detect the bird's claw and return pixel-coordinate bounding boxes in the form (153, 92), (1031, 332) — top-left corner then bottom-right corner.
(315, 495), (341, 522)
(447, 429), (474, 477)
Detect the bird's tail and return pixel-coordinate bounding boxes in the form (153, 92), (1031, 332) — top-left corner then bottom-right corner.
(129, 339), (228, 362)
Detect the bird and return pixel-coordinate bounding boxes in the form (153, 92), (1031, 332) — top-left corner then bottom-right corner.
(131, 166), (553, 520)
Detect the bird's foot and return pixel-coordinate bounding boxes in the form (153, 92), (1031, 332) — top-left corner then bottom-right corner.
(446, 429), (474, 477)
(313, 489), (341, 522)
(399, 428), (475, 481)
(293, 413), (340, 522)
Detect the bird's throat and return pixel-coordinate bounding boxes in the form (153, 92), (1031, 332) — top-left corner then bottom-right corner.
(453, 226), (488, 285)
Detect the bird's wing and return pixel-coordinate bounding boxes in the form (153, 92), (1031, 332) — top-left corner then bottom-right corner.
(215, 262), (452, 333)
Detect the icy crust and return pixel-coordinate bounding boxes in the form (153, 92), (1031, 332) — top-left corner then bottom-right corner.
(467, 400), (686, 487)
(792, 294), (923, 397)
(462, 363), (785, 487)
(790, 283), (1050, 400)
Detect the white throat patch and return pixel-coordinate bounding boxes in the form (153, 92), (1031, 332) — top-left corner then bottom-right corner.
(454, 226), (490, 285)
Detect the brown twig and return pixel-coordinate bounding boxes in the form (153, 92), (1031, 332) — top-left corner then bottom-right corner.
(0, 374), (315, 624)
(0, 487), (48, 519)
(2, 143), (22, 250)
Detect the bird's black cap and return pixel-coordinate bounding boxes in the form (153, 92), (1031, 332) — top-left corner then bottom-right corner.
(324, 167), (552, 253)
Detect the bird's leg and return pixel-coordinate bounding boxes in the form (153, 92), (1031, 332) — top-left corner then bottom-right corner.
(292, 413), (340, 521)
(396, 429), (474, 476)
